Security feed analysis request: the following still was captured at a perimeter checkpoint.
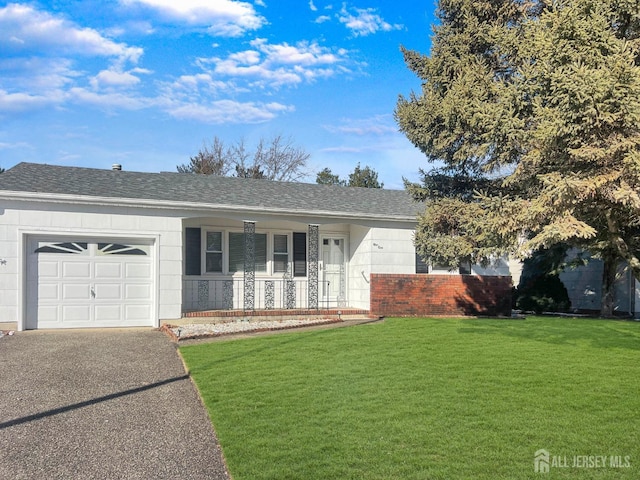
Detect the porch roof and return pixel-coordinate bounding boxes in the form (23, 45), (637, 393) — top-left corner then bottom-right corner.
(0, 162), (422, 221)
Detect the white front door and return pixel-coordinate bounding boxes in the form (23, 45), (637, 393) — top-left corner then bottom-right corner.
(26, 238), (154, 329)
(321, 237), (346, 307)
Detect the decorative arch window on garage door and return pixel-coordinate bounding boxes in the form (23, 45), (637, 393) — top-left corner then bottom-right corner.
(34, 242), (88, 254)
(97, 243), (148, 255)
(35, 242), (148, 255)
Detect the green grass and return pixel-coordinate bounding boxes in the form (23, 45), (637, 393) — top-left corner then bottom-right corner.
(180, 317), (640, 479)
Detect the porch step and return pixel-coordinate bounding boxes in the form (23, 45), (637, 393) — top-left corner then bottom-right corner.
(169, 308), (371, 326)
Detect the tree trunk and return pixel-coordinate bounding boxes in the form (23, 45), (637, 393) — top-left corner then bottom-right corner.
(600, 256), (617, 318)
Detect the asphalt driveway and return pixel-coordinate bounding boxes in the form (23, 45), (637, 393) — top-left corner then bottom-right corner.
(0, 328), (230, 480)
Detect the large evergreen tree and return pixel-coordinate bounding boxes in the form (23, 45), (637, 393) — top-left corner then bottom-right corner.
(177, 137), (230, 175)
(315, 164), (384, 188)
(348, 163), (384, 188)
(316, 167), (346, 186)
(396, 0), (640, 316)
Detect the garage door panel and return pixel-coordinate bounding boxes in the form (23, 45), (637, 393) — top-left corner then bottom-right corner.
(28, 238), (155, 329)
(38, 305), (60, 323)
(62, 305), (92, 322)
(125, 284), (151, 300)
(126, 263), (151, 278)
(95, 283), (122, 300)
(95, 262), (123, 279)
(63, 284), (91, 300)
(125, 304), (151, 321)
(38, 283), (60, 300)
(95, 305), (122, 322)
(62, 262), (91, 278)
(39, 261), (60, 278)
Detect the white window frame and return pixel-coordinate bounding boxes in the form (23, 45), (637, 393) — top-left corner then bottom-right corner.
(203, 230), (224, 274)
(199, 228), (298, 276)
(271, 232), (291, 276)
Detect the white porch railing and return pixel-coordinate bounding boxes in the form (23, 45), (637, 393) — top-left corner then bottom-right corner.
(183, 278), (332, 312)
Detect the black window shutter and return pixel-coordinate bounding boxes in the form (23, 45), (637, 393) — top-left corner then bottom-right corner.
(293, 232), (307, 277)
(415, 252), (429, 274)
(185, 228), (201, 275)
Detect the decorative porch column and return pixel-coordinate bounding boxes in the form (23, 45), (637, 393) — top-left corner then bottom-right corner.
(243, 221), (255, 310)
(308, 224), (319, 309)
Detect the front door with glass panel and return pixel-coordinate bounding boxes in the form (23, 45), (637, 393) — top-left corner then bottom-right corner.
(321, 237), (346, 307)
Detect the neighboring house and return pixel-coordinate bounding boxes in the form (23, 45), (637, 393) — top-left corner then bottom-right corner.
(558, 252), (638, 316)
(1, 162), (436, 330)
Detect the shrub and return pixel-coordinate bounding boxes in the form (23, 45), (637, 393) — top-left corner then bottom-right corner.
(515, 274), (571, 313)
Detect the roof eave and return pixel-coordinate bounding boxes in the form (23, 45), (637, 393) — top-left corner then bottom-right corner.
(0, 190), (418, 224)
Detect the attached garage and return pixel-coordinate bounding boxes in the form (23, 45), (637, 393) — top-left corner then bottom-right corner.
(25, 237), (156, 329)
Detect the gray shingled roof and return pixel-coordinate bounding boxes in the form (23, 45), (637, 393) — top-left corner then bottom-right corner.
(0, 162), (422, 220)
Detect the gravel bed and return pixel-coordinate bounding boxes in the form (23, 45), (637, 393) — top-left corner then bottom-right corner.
(165, 318), (341, 340)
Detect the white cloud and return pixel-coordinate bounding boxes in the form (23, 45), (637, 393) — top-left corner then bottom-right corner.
(122, 0), (265, 37)
(324, 115), (398, 136)
(0, 5), (153, 115)
(0, 141), (32, 150)
(166, 100), (293, 124)
(160, 73), (237, 104)
(309, 0), (318, 11)
(198, 39), (352, 89)
(229, 50), (261, 65)
(320, 146), (367, 153)
(89, 67), (152, 90)
(252, 38), (341, 66)
(338, 4), (403, 37)
(0, 3), (346, 127)
(68, 87), (149, 110)
(55, 151), (83, 163)
(314, 15), (331, 24)
(91, 70), (141, 89)
(0, 3), (142, 62)
(0, 89), (58, 112)
(106, 21), (155, 37)
(0, 57), (80, 92)
(0, 57), (81, 112)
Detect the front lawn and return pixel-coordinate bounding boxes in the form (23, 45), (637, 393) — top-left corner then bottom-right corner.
(180, 317), (640, 479)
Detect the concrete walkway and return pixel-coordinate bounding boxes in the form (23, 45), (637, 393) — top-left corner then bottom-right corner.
(0, 328), (230, 480)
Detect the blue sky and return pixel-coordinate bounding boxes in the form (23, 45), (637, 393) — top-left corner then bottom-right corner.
(0, 0), (437, 188)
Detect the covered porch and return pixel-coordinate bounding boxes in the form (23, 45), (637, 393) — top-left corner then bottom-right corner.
(182, 219), (352, 315)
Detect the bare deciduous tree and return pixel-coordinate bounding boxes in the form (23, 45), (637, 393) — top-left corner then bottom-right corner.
(178, 135), (310, 182)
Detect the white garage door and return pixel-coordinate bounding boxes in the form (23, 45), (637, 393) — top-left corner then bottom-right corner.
(26, 238), (155, 329)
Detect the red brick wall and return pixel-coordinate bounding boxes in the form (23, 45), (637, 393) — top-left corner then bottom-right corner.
(370, 274), (512, 317)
